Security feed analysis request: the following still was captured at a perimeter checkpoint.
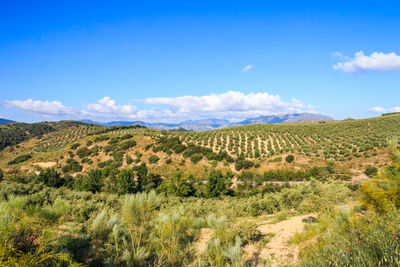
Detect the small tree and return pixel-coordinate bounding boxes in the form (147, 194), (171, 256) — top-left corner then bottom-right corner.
(117, 169), (138, 195)
(82, 169), (104, 193)
(148, 155), (159, 164)
(36, 168), (64, 188)
(158, 171), (195, 197)
(206, 170), (232, 198)
(285, 155), (295, 163)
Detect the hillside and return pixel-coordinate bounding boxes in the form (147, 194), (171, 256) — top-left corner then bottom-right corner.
(1, 114), (399, 181)
(0, 118), (15, 125)
(1, 114), (399, 266)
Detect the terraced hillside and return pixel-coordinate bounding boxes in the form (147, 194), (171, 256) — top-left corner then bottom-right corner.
(0, 114), (399, 180)
(175, 114), (400, 161)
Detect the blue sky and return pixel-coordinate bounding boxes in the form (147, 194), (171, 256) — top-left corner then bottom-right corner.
(1, 1), (400, 122)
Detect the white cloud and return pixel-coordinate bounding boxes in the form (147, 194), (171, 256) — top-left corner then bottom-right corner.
(143, 91), (315, 121)
(82, 96), (136, 119)
(242, 64), (255, 72)
(332, 52), (344, 59)
(4, 99), (75, 116)
(333, 51), (400, 73)
(5, 92), (317, 122)
(370, 106), (400, 114)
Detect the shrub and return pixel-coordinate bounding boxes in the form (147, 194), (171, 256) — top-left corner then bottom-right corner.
(126, 155), (134, 165)
(190, 153), (203, 164)
(36, 168), (65, 188)
(148, 155), (159, 164)
(120, 140), (136, 150)
(154, 210), (196, 265)
(285, 154), (295, 163)
(8, 154), (31, 165)
(97, 159), (113, 168)
(94, 135), (109, 142)
(70, 143), (80, 150)
(364, 165), (378, 177)
(268, 157), (282, 163)
(121, 134), (133, 140)
(76, 147), (91, 158)
(62, 159), (82, 173)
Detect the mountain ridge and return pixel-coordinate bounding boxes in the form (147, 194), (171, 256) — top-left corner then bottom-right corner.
(79, 113), (333, 131)
(0, 118), (15, 125)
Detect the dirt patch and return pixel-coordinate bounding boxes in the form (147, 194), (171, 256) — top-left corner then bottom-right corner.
(245, 214), (315, 267)
(34, 161), (57, 168)
(195, 228), (213, 255)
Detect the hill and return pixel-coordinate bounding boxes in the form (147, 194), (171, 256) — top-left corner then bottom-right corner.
(0, 118), (15, 125)
(1, 114), (399, 180)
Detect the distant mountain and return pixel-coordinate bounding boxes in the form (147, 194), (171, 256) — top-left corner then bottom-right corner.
(79, 113), (333, 131)
(0, 118), (15, 125)
(220, 113), (333, 128)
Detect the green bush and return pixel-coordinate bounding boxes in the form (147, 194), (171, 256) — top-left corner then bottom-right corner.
(8, 154), (31, 165)
(36, 168), (65, 188)
(364, 165), (378, 177)
(285, 154), (295, 163)
(70, 143), (80, 150)
(62, 158), (82, 173)
(120, 140), (136, 150)
(126, 155), (134, 165)
(148, 155), (159, 164)
(190, 153), (203, 164)
(76, 147), (91, 158)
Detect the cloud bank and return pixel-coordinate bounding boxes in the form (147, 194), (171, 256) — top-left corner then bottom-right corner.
(333, 51), (400, 73)
(370, 106), (400, 114)
(4, 91), (317, 122)
(5, 99), (75, 116)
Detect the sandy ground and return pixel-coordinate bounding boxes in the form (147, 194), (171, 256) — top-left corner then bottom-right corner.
(34, 161), (57, 168)
(196, 228), (213, 255)
(245, 214), (316, 267)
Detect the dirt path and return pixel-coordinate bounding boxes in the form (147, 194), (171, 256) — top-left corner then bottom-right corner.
(245, 214), (316, 267)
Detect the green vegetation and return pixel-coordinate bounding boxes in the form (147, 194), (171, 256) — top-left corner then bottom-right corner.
(1, 115), (400, 265)
(294, 139), (400, 266)
(7, 154), (31, 165)
(285, 154), (295, 163)
(172, 114), (400, 160)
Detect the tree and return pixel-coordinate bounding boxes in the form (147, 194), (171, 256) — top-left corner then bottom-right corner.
(36, 168), (64, 188)
(144, 173), (163, 191)
(136, 163), (148, 190)
(82, 169), (104, 193)
(117, 169), (138, 195)
(206, 170), (232, 198)
(285, 155), (295, 163)
(0, 168), (3, 182)
(158, 171), (195, 197)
